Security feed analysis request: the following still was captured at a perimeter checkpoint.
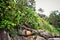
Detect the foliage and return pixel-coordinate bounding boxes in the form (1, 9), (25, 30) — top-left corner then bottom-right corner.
(0, 0), (21, 30)
(38, 8), (44, 13)
(0, 0), (37, 30)
(33, 14), (60, 34)
(0, 0), (60, 36)
(49, 10), (60, 28)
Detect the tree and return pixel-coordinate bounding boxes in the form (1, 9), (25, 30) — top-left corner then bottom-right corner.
(49, 10), (60, 28)
(28, 0), (36, 11)
(38, 8), (44, 13)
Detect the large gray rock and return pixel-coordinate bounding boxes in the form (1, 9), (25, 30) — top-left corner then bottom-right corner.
(1, 30), (8, 40)
(38, 30), (52, 39)
(36, 36), (46, 40)
(11, 35), (26, 40)
(0, 30), (10, 40)
(48, 38), (60, 40)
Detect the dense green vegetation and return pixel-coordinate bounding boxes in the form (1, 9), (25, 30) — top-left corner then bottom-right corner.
(49, 10), (60, 28)
(0, 0), (60, 37)
(48, 10), (60, 34)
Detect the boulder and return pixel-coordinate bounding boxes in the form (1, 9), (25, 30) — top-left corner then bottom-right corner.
(26, 36), (34, 40)
(0, 30), (11, 40)
(36, 36), (46, 40)
(48, 38), (60, 40)
(38, 30), (53, 39)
